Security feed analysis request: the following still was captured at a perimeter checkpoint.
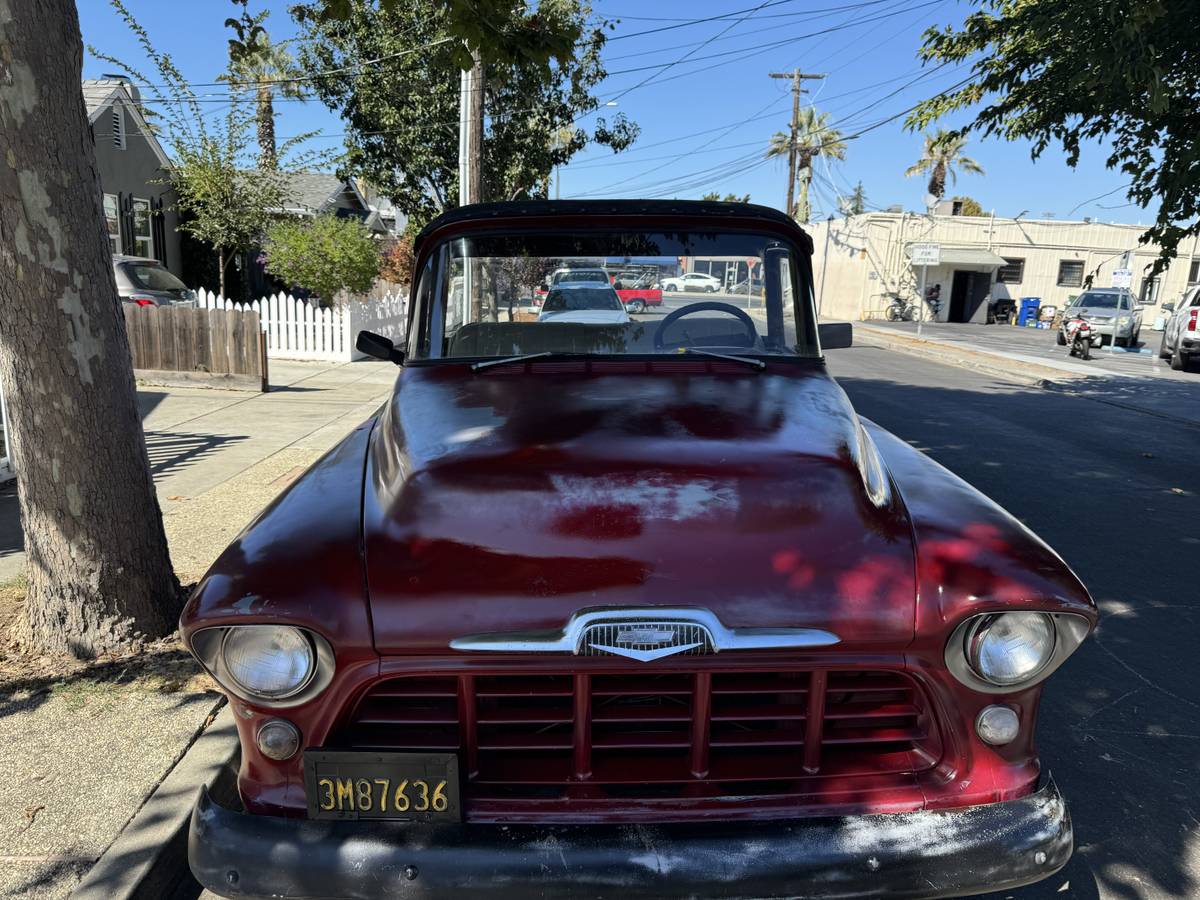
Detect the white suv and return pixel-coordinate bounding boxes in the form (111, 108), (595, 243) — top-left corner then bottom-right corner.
(661, 272), (721, 293)
(1159, 285), (1200, 371)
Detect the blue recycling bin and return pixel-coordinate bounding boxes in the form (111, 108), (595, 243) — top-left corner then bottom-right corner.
(1017, 297), (1041, 327)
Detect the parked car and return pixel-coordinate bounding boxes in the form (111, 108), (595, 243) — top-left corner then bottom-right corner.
(1158, 285), (1200, 371)
(661, 271), (721, 292)
(182, 199), (1095, 900)
(112, 255), (195, 306)
(535, 267), (664, 313)
(536, 283), (630, 325)
(1055, 287), (1142, 347)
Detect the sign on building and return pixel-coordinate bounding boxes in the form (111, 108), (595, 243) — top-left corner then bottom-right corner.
(1111, 268), (1133, 289)
(910, 243), (941, 267)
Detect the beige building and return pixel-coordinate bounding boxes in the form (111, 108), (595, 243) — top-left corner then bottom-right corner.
(807, 211), (1200, 324)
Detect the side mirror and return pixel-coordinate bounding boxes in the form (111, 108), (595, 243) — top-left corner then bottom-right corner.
(1161, 302), (1175, 312)
(819, 322), (853, 350)
(356, 330), (404, 365)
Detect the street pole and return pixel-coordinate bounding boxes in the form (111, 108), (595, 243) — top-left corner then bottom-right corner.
(769, 69), (825, 218)
(917, 264), (927, 339)
(457, 48), (484, 207)
(818, 214), (833, 317)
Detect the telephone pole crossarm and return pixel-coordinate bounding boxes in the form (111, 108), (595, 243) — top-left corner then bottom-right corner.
(769, 70), (826, 220)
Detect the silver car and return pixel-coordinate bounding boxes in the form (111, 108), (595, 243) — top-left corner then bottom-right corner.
(1157, 285), (1200, 371)
(1056, 287), (1142, 348)
(113, 255), (196, 306)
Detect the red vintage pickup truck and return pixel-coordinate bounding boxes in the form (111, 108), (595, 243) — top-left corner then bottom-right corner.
(533, 266), (663, 313)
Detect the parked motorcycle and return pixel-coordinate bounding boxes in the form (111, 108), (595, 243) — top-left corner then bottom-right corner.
(1063, 314), (1098, 360)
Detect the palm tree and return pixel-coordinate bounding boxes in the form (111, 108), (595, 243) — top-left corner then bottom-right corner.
(766, 107), (845, 222)
(905, 130), (984, 203)
(221, 35), (306, 169)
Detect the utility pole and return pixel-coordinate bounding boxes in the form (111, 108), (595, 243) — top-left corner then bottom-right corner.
(769, 69), (825, 219)
(457, 47), (484, 206)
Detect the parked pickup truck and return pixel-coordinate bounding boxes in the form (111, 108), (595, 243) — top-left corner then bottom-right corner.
(534, 267), (663, 314)
(1158, 285), (1200, 371)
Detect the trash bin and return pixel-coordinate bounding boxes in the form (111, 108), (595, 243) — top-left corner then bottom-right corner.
(1018, 297), (1041, 327)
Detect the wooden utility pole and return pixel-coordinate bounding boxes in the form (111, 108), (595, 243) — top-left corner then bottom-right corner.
(769, 69), (825, 218)
(458, 48), (484, 206)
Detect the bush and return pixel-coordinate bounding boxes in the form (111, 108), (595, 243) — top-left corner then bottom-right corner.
(379, 232), (415, 286)
(263, 214), (380, 303)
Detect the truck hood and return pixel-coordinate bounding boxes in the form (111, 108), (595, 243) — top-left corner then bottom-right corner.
(362, 363), (917, 653)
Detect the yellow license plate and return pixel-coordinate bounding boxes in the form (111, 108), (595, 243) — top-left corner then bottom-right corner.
(303, 751), (461, 822)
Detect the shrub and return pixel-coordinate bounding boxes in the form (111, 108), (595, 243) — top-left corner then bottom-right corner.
(263, 214), (380, 303)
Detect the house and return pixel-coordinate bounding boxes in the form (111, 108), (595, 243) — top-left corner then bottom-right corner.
(808, 211), (1200, 324)
(275, 173), (405, 237)
(82, 77), (182, 276)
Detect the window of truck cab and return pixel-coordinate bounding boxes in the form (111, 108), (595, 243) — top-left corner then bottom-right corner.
(407, 229), (817, 361)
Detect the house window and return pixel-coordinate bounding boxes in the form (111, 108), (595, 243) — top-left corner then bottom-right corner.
(111, 106), (126, 150)
(1056, 260), (1084, 287)
(996, 258), (1024, 284)
(131, 198), (153, 258)
(102, 193), (120, 254)
(1189, 259), (1199, 285)
(1139, 276), (1161, 306)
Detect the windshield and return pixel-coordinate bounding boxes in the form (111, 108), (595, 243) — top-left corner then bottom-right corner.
(543, 287), (622, 312)
(409, 229), (816, 361)
(124, 263), (187, 292)
(1072, 291), (1124, 310)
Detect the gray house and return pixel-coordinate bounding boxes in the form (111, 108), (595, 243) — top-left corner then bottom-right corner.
(82, 78), (182, 276)
(276, 172), (405, 236)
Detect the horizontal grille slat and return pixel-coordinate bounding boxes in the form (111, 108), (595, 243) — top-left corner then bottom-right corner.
(330, 667), (941, 818)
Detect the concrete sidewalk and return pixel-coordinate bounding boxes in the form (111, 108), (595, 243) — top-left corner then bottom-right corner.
(0, 358), (396, 584)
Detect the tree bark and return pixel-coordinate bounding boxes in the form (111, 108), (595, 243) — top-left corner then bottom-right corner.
(0, 0), (180, 657)
(256, 85), (276, 170)
(218, 247), (227, 298)
(929, 163), (946, 201)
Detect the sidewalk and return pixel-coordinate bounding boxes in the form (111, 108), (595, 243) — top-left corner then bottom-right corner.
(0, 358), (396, 585)
(853, 321), (1200, 427)
(0, 358), (395, 900)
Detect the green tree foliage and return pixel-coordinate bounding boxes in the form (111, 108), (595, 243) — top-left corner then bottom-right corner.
(94, 1), (320, 297)
(701, 192), (751, 203)
(220, 3), (307, 169)
(840, 181), (868, 216)
(263, 215), (380, 304)
(909, 0), (1196, 271)
(952, 195), (985, 216)
(904, 130), (984, 201)
(292, 0), (639, 226)
(766, 108), (845, 221)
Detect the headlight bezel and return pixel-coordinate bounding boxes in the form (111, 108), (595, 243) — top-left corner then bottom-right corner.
(945, 611), (1091, 694)
(189, 624), (336, 708)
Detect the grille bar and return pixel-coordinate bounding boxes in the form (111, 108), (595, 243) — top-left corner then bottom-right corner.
(332, 667), (940, 814)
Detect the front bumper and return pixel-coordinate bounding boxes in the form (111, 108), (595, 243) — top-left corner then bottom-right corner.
(190, 776), (1071, 899)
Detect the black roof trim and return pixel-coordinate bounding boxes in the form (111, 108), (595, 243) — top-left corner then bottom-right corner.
(415, 199), (808, 249)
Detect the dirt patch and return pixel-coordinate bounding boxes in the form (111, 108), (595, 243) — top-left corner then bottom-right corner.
(0, 578), (213, 697)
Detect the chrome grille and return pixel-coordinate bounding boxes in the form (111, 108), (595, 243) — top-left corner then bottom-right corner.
(577, 620), (713, 657)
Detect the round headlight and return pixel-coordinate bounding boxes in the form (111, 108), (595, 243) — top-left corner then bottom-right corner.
(965, 612), (1056, 686)
(222, 626), (315, 700)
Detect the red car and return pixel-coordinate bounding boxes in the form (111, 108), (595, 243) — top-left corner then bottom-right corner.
(183, 200), (1095, 899)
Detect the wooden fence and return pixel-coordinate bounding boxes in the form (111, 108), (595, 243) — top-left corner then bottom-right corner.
(195, 289), (408, 362)
(123, 304), (267, 391)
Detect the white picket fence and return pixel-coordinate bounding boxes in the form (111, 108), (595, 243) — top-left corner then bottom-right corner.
(195, 288), (407, 362)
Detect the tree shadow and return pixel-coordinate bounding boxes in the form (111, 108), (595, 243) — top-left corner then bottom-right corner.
(834, 360), (1200, 899)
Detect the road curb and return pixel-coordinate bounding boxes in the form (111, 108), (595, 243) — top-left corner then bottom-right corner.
(71, 700), (239, 900)
(854, 325), (1079, 386)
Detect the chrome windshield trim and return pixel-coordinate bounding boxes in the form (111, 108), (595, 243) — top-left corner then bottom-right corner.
(449, 607), (839, 654)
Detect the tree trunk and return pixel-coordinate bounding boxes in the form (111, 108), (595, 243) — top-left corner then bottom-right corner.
(795, 152), (814, 223)
(218, 247), (227, 298)
(256, 85), (276, 170)
(928, 163), (946, 201)
(0, 0), (180, 656)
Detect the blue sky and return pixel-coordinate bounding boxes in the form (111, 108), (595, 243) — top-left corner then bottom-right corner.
(79, 0), (1150, 224)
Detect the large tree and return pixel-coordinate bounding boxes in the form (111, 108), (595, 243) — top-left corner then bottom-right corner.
(0, 0), (179, 656)
(904, 129), (984, 202)
(292, 0), (638, 226)
(766, 108), (845, 222)
(909, 0), (1197, 271)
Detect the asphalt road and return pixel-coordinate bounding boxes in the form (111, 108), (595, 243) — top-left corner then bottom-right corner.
(827, 344), (1200, 900)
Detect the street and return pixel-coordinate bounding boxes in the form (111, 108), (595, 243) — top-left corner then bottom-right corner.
(828, 344), (1200, 899)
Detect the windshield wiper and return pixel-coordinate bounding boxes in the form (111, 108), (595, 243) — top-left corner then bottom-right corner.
(470, 352), (562, 371)
(679, 348), (767, 370)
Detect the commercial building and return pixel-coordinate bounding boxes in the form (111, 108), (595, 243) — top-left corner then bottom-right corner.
(807, 211), (1199, 324)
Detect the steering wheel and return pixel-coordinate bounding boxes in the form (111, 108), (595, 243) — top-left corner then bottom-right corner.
(653, 301), (759, 351)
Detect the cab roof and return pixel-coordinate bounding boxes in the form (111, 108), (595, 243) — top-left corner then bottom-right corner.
(414, 199), (812, 253)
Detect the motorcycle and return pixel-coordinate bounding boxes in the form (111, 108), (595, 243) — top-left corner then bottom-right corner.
(1063, 314), (1098, 360)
